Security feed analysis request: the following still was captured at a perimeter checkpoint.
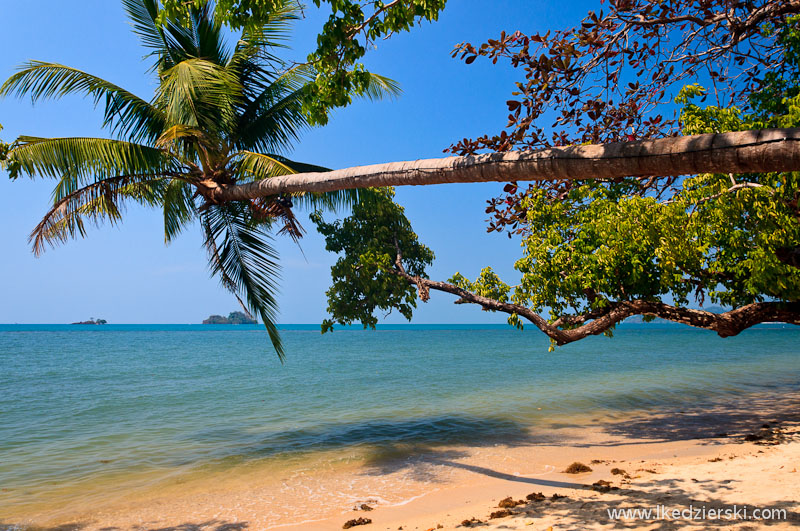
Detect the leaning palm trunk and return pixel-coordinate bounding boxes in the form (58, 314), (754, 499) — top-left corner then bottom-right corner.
(216, 128), (800, 201)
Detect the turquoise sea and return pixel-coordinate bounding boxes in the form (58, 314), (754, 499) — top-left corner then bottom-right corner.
(1, 323), (799, 523)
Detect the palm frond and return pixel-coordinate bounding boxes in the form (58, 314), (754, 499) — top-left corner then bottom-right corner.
(163, 180), (196, 243)
(124, 0), (226, 72)
(234, 75), (309, 153)
(155, 58), (241, 133)
(243, 0), (301, 47)
(156, 124), (213, 149)
(30, 174), (167, 255)
(9, 136), (176, 184)
(233, 150), (299, 179)
(161, 12), (208, 64)
(228, 1), (301, 75)
(0, 62), (165, 142)
(122, 0), (178, 65)
(358, 72), (402, 101)
(202, 203), (284, 360)
(188, 2), (230, 66)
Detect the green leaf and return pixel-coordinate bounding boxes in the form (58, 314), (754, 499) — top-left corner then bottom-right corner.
(202, 203), (284, 359)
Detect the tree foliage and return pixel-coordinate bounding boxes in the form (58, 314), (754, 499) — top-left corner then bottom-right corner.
(160, 0), (446, 124)
(449, 0), (800, 235)
(315, 6), (800, 345)
(312, 188), (434, 332)
(0, 0), (398, 359)
(505, 15), (800, 326)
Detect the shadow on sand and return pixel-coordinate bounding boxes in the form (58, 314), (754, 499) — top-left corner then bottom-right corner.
(603, 391), (800, 443)
(0, 520), (248, 531)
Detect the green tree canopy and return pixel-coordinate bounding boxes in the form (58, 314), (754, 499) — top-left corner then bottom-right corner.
(314, 13), (800, 346)
(312, 188), (434, 332)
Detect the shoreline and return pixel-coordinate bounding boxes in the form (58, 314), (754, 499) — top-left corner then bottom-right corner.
(3, 390), (800, 530)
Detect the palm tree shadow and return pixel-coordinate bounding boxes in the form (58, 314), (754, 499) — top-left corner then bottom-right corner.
(189, 414), (562, 465)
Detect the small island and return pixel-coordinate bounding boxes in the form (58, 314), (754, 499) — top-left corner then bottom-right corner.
(71, 318), (107, 325)
(202, 311), (257, 325)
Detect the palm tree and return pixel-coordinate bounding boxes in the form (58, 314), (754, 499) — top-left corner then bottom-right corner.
(0, 0), (398, 359)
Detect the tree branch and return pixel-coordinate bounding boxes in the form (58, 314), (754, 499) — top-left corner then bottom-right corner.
(665, 181), (774, 204)
(392, 266), (800, 344)
(777, 246), (800, 269)
(349, 0), (403, 37)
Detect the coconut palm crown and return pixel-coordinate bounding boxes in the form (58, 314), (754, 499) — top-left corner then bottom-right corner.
(0, 0), (398, 359)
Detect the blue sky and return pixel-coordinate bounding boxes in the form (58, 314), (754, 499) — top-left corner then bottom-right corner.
(0, 0), (598, 324)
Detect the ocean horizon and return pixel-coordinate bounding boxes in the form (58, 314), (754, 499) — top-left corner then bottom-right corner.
(2, 321), (793, 328)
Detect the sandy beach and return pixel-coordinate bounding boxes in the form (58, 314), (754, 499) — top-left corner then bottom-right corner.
(333, 423), (800, 531)
(5, 392), (799, 531)
(281, 417), (800, 531)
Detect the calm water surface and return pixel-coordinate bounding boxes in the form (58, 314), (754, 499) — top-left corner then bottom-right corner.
(1, 323), (798, 517)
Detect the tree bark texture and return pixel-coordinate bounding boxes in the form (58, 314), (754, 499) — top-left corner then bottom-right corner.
(217, 128), (800, 201)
